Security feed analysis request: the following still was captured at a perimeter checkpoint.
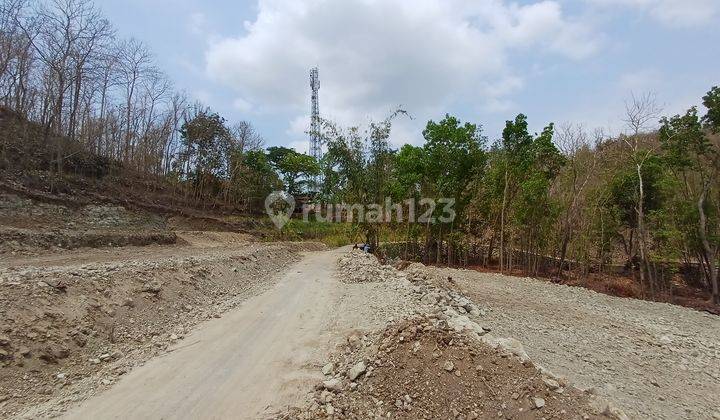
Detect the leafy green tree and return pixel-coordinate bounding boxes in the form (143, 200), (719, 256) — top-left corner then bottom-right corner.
(497, 114), (535, 271)
(265, 146), (321, 195)
(390, 144), (426, 200)
(660, 106), (719, 303)
(420, 115), (486, 263)
(703, 86), (720, 132)
(277, 152), (320, 195)
(238, 149), (282, 210)
(266, 146), (295, 168)
(179, 110), (232, 203)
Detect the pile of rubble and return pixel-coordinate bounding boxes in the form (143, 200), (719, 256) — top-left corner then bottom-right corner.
(337, 250), (406, 283)
(277, 316), (616, 420)
(277, 251), (627, 419)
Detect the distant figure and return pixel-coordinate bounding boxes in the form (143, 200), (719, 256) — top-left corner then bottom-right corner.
(353, 243), (371, 253)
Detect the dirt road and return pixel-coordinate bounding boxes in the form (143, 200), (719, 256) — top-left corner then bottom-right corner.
(7, 245), (719, 419)
(60, 247), (347, 419)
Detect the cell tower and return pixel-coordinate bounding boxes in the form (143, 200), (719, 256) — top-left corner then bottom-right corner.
(309, 67), (321, 162)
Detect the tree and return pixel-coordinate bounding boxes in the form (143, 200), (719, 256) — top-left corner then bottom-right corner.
(17, 0), (112, 173)
(554, 124), (600, 274)
(179, 109), (232, 203)
(422, 114), (485, 264)
(116, 38), (153, 164)
(266, 146), (320, 195)
(703, 86), (720, 132)
(277, 151), (320, 195)
(660, 105), (719, 303)
(498, 114), (534, 272)
(236, 149), (281, 211)
(619, 92), (662, 294)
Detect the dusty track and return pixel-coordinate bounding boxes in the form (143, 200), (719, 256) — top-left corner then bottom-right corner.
(60, 247), (348, 419)
(0, 235), (323, 418)
(5, 246), (719, 419)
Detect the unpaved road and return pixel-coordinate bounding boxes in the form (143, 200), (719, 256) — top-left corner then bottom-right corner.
(7, 245), (719, 419)
(61, 247), (348, 419)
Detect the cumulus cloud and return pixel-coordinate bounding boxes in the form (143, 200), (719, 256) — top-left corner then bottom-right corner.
(205, 0), (600, 145)
(588, 0), (719, 26)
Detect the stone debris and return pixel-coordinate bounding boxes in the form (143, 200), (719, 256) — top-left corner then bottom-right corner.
(275, 315), (609, 420)
(321, 362), (334, 376)
(337, 250), (405, 283)
(347, 361), (366, 381)
(322, 379), (342, 392)
(275, 252), (622, 420)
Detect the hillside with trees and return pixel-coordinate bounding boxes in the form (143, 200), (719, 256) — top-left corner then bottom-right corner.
(0, 0), (718, 309)
(312, 90), (719, 308)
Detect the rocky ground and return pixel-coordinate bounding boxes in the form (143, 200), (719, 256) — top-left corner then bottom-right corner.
(2, 238), (717, 419)
(275, 251), (622, 420)
(0, 239), (324, 418)
(414, 265), (720, 420)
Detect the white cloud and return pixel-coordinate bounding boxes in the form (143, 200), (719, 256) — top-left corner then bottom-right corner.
(288, 140), (310, 154)
(588, 0), (719, 26)
(204, 0), (600, 142)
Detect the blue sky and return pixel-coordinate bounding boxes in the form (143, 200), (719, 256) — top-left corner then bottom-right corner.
(95, 0), (720, 151)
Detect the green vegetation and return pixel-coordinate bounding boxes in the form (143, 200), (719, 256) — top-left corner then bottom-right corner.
(0, 0), (717, 303)
(305, 89), (719, 304)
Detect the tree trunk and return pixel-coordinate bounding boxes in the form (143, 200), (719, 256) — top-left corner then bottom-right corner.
(698, 182), (719, 304)
(500, 167), (509, 273)
(636, 163), (649, 297)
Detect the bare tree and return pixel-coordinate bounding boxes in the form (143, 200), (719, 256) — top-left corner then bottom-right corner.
(116, 38), (152, 164)
(620, 92), (662, 296)
(555, 123), (600, 274)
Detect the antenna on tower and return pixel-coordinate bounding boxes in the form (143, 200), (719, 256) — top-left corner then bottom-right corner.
(309, 67), (321, 192)
(309, 67), (321, 161)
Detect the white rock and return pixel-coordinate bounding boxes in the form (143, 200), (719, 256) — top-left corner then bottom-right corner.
(482, 337), (530, 364)
(533, 397), (545, 409)
(322, 378), (343, 392)
(322, 363), (334, 376)
(348, 361), (367, 381)
(320, 390), (334, 403)
(543, 378), (560, 390)
(325, 404), (335, 415)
